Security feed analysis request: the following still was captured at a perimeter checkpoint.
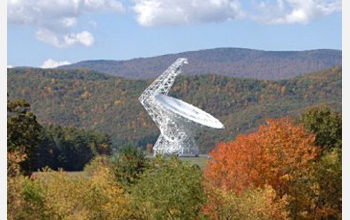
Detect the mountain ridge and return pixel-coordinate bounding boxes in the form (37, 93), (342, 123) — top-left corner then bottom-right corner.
(59, 47), (342, 80)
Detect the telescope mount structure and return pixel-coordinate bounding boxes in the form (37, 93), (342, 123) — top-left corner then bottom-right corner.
(139, 58), (224, 156)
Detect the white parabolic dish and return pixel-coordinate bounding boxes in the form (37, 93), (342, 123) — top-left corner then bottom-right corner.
(139, 58), (225, 156)
(155, 94), (224, 129)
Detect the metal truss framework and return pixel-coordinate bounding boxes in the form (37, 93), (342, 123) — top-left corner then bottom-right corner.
(139, 58), (201, 156)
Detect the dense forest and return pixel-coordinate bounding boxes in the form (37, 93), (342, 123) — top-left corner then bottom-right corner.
(7, 63), (342, 219)
(8, 105), (342, 219)
(7, 66), (341, 153)
(7, 97), (113, 173)
(59, 48), (342, 80)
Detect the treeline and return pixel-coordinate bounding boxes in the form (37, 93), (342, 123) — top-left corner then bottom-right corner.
(8, 105), (341, 219)
(8, 97), (113, 174)
(36, 125), (112, 171)
(7, 66), (342, 153)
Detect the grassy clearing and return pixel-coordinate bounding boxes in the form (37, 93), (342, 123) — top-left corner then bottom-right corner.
(146, 154), (210, 170)
(178, 155), (210, 170)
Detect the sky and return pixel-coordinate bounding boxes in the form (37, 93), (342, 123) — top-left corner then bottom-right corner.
(7, 0), (342, 68)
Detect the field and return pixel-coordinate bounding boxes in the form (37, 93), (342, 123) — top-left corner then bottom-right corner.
(146, 154), (210, 169)
(178, 155), (210, 169)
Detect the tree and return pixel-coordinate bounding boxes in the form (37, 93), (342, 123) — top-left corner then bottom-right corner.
(290, 106), (342, 219)
(7, 175), (47, 220)
(131, 156), (207, 220)
(298, 106), (342, 151)
(35, 125), (113, 171)
(7, 97), (42, 175)
(204, 119), (319, 197)
(8, 166), (132, 220)
(38, 167), (131, 220)
(204, 185), (290, 220)
(287, 149), (342, 220)
(7, 149), (27, 177)
(311, 149), (342, 219)
(110, 145), (148, 186)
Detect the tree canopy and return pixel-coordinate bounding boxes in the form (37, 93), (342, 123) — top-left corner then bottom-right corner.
(7, 66), (342, 153)
(298, 105), (342, 151)
(7, 97), (42, 174)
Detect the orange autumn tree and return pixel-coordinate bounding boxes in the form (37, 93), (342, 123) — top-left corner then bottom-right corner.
(205, 119), (319, 196)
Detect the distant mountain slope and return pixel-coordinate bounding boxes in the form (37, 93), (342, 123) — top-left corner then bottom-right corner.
(59, 48), (342, 80)
(7, 66), (342, 153)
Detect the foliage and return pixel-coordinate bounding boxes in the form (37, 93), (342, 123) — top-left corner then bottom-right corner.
(39, 167), (131, 220)
(7, 175), (47, 220)
(205, 119), (319, 196)
(7, 79), (342, 219)
(83, 155), (112, 175)
(109, 145), (149, 186)
(311, 149), (342, 219)
(7, 99), (45, 219)
(7, 66), (342, 153)
(7, 97), (42, 175)
(35, 125), (113, 171)
(8, 167), (132, 220)
(287, 149), (342, 220)
(204, 185), (290, 220)
(204, 114), (341, 219)
(86, 165), (132, 219)
(7, 149), (27, 177)
(298, 105), (342, 151)
(286, 106), (342, 219)
(7, 96), (113, 173)
(131, 156), (207, 220)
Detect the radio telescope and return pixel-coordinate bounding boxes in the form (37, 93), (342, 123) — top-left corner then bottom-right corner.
(139, 58), (224, 156)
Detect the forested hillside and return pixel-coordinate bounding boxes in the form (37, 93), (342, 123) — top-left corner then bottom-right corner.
(7, 66), (341, 153)
(59, 48), (342, 80)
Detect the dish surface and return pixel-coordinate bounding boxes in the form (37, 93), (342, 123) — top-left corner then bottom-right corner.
(154, 94), (224, 129)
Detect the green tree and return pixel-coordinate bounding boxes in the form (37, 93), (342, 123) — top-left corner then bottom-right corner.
(288, 149), (342, 220)
(7, 97), (42, 175)
(131, 156), (207, 220)
(35, 125), (113, 171)
(299, 106), (342, 151)
(292, 106), (342, 219)
(110, 145), (148, 186)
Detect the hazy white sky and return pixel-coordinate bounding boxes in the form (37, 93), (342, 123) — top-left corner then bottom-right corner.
(7, 0), (342, 68)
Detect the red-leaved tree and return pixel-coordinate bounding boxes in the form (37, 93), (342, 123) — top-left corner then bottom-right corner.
(205, 119), (319, 196)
